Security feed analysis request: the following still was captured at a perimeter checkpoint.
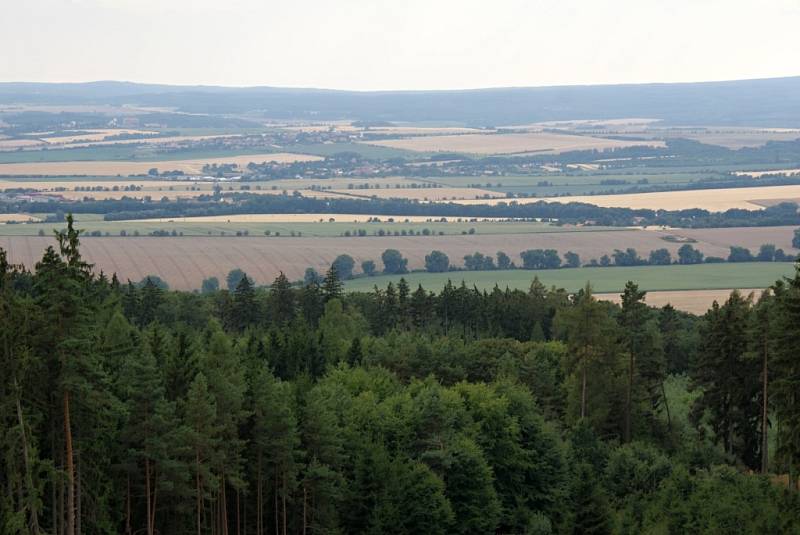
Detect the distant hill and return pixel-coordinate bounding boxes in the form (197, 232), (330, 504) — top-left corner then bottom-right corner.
(1, 77), (799, 126)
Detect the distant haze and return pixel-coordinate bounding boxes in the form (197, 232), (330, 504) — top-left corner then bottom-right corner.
(2, 0), (799, 91)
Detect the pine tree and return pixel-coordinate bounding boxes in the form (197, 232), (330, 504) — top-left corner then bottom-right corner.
(230, 273), (257, 332)
(619, 281), (648, 443)
(555, 284), (620, 427)
(184, 373), (222, 535)
(691, 291), (761, 467)
(270, 272), (295, 325)
(201, 328), (249, 533)
(249, 367), (300, 535)
(569, 463), (611, 535)
(322, 266), (343, 303)
(772, 265), (800, 488)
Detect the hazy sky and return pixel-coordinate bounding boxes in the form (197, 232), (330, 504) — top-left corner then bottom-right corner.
(3, 0), (799, 90)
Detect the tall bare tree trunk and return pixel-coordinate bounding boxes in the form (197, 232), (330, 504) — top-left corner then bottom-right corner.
(151, 469), (158, 535)
(624, 352), (634, 443)
(274, 471), (279, 535)
(303, 485), (307, 535)
(58, 446), (64, 535)
(761, 339), (769, 474)
(580, 358), (588, 419)
(236, 488), (241, 535)
(660, 381), (672, 432)
(196, 452), (202, 535)
(126, 475), (132, 535)
(146, 458), (152, 535)
(257, 454), (263, 535)
(75, 454), (81, 535)
(221, 472), (229, 535)
(64, 390), (75, 535)
(281, 472), (287, 535)
(14, 382), (42, 534)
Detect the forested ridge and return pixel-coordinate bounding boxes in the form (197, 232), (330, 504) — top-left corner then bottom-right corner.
(2, 215), (800, 534)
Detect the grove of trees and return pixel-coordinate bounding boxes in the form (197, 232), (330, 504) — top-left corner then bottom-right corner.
(1, 216), (800, 534)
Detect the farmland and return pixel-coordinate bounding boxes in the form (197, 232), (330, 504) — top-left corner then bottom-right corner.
(0, 219), (618, 238)
(441, 184), (800, 211)
(1, 225), (795, 290)
(344, 263), (793, 295)
(361, 132), (665, 155)
(596, 288), (764, 314)
(0, 152), (322, 176)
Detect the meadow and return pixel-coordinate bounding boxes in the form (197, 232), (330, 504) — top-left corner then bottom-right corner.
(344, 263), (793, 294)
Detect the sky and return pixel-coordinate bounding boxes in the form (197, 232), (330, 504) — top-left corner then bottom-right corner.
(2, 0), (800, 91)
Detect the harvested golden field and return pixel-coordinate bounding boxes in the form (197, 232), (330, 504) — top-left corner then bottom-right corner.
(0, 152), (322, 177)
(0, 213), (41, 223)
(0, 139), (46, 150)
(733, 168), (800, 178)
(40, 129), (158, 144)
(537, 185), (800, 211)
(333, 187), (504, 201)
(0, 177), (349, 200)
(0, 179), (203, 190)
(361, 132), (664, 155)
(443, 185), (800, 211)
(597, 288), (763, 314)
(1, 226), (792, 290)
(662, 226), (799, 252)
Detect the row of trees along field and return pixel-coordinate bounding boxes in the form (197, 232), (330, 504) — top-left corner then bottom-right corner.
(2, 215), (800, 534)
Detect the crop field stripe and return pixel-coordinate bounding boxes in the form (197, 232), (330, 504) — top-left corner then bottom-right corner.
(343, 263), (796, 294)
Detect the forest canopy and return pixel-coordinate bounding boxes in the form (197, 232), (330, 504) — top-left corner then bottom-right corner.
(1, 215), (800, 535)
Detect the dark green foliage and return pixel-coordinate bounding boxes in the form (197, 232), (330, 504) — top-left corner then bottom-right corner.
(496, 251), (513, 270)
(361, 259), (377, 276)
(201, 276), (219, 293)
(648, 248), (672, 265)
(331, 254), (356, 280)
(2, 217), (800, 532)
(678, 244), (704, 264)
(520, 249), (561, 269)
(728, 246), (754, 262)
(564, 251), (581, 268)
(381, 248), (409, 274)
(226, 268), (247, 290)
(425, 250), (450, 272)
(463, 251), (495, 271)
(612, 248), (644, 267)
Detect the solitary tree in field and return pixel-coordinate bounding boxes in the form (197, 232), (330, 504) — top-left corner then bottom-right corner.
(381, 249), (408, 274)
(564, 251), (581, 268)
(331, 254), (356, 280)
(361, 260), (377, 276)
(201, 276), (220, 294)
(226, 268), (247, 291)
(425, 250), (450, 273)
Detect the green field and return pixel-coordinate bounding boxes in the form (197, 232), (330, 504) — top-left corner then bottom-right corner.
(0, 219), (622, 238)
(345, 263), (795, 293)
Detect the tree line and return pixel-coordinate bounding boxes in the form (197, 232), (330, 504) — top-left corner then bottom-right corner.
(1, 215), (800, 534)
